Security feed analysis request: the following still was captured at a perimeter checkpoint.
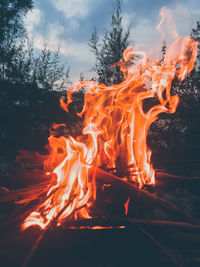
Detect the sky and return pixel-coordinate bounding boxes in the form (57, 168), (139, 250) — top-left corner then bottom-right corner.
(24, 0), (200, 81)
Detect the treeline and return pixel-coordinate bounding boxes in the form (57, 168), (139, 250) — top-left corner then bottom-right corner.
(0, 0), (71, 157)
(0, 0), (200, 169)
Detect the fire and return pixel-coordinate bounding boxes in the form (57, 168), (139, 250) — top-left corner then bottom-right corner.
(22, 9), (198, 230)
(124, 198), (130, 215)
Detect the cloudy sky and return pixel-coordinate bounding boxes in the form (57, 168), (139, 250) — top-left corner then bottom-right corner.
(24, 0), (200, 81)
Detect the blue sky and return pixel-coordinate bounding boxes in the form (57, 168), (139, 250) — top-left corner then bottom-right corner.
(24, 0), (200, 81)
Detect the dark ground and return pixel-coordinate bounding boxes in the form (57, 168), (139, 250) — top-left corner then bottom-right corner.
(0, 160), (200, 267)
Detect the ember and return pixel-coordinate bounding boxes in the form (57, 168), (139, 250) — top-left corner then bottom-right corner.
(22, 7), (198, 231)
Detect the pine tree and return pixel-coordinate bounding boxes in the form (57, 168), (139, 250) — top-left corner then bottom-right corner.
(89, 0), (130, 85)
(33, 44), (69, 91)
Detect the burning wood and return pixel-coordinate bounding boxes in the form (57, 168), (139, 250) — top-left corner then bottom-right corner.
(16, 7), (198, 231)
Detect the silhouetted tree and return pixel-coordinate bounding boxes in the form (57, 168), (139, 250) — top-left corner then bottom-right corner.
(0, 0), (33, 80)
(0, 1), (70, 156)
(32, 44), (69, 91)
(89, 0), (130, 85)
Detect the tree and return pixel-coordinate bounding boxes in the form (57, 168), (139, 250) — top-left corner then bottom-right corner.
(0, 1), (69, 90)
(0, 0), (33, 80)
(89, 0), (130, 85)
(0, 0), (33, 39)
(0, 1), (71, 155)
(32, 44), (70, 91)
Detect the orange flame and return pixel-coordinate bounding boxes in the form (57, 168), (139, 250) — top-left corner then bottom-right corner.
(22, 10), (198, 230)
(124, 198), (130, 215)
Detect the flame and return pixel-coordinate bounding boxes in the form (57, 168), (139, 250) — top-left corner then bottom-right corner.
(22, 9), (198, 230)
(124, 198), (130, 215)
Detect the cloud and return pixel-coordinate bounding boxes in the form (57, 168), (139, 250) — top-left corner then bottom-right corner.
(121, 10), (160, 49)
(133, 19), (161, 50)
(24, 0), (200, 81)
(32, 23), (93, 62)
(24, 8), (42, 33)
(61, 41), (94, 63)
(122, 12), (133, 29)
(173, 4), (190, 18)
(123, 3), (196, 54)
(33, 23), (64, 51)
(51, 0), (92, 19)
(29, 22), (95, 80)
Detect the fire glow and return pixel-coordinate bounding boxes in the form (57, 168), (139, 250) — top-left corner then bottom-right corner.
(22, 8), (198, 230)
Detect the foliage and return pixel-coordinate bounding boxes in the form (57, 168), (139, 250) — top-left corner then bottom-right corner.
(0, 0), (70, 156)
(0, 80), (70, 156)
(0, 0), (69, 89)
(89, 0), (130, 85)
(0, 0), (33, 79)
(31, 44), (69, 91)
(0, 36), (69, 90)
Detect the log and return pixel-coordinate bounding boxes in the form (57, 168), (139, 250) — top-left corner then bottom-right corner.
(62, 218), (200, 232)
(94, 168), (200, 223)
(156, 171), (200, 188)
(0, 167), (199, 229)
(107, 166), (200, 188)
(0, 181), (50, 202)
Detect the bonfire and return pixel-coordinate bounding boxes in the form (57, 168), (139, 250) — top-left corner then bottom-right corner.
(0, 6), (199, 267)
(21, 7), (198, 231)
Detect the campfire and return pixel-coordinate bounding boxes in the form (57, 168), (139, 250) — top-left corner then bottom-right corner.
(21, 8), (198, 231)
(0, 7), (200, 267)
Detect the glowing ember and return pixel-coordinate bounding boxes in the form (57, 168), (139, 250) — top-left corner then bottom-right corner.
(22, 8), (198, 230)
(124, 198), (130, 215)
